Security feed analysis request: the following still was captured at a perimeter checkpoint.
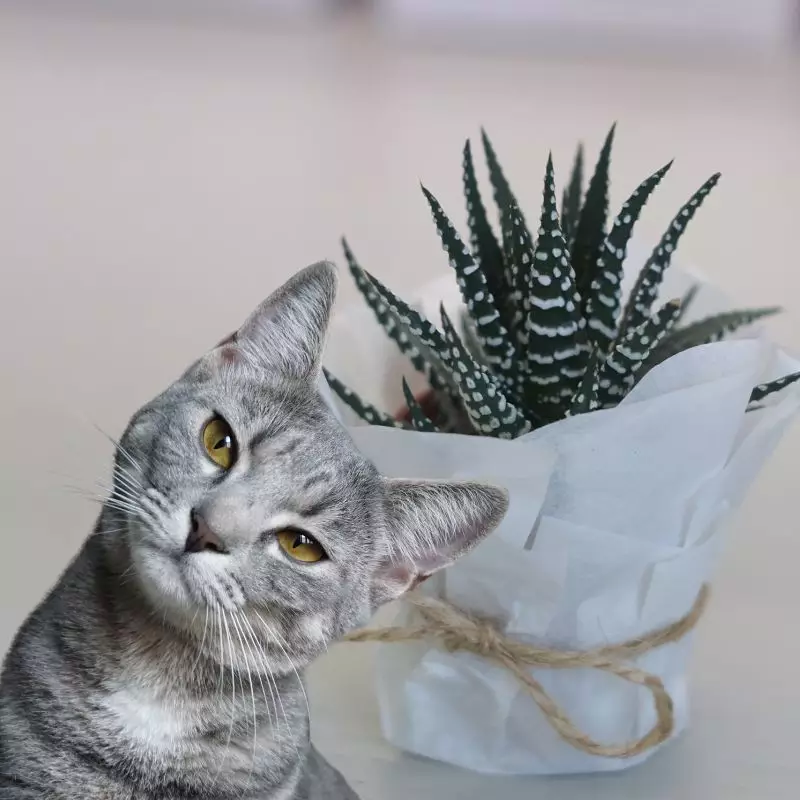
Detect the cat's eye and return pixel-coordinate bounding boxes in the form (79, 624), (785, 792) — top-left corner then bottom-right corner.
(202, 416), (237, 470)
(276, 530), (326, 564)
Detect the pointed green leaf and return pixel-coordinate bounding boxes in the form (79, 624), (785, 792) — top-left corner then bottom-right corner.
(749, 371), (800, 405)
(462, 139), (508, 308)
(401, 378), (440, 432)
(571, 124), (616, 300)
(644, 306), (781, 373)
(561, 143), (584, 246)
(521, 154), (588, 400)
(460, 311), (487, 365)
(430, 389), (473, 434)
(439, 306), (533, 439)
(481, 128), (518, 220)
(675, 283), (699, 326)
(360, 271), (486, 419)
(618, 173), (721, 340)
(343, 240), (463, 398)
(498, 195), (531, 323)
(323, 369), (404, 428)
(359, 270), (448, 355)
(481, 129), (527, 297)
(566, 349), (601, 416)
(494, 196), (535, 354)
(422, 185), (517, 382)
(343, 239), (448, 393)
(597, 299), (682, 406)
(585, 161), (673, 350)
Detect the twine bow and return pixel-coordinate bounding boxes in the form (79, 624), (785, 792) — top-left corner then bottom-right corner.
(345, 585), (709, 758)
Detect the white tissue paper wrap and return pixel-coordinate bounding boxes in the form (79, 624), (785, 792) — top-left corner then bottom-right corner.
(321, 246), (800, 775)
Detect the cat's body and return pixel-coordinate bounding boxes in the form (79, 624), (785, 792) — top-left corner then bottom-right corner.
(1, 534), (350, 799)
(0, 263), (507, 798)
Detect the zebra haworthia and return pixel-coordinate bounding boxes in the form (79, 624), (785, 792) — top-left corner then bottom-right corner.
(522, 154), (588, 400)
(332, 125), (797, 438)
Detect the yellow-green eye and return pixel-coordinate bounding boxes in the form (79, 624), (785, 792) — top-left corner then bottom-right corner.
(202, 416), (237, 470)
(276, 530), (326, 563)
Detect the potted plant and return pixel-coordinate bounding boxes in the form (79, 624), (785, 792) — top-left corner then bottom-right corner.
(321, 126), (800, 775)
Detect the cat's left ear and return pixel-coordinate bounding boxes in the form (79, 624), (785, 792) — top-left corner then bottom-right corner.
(219, 261), (338, 381)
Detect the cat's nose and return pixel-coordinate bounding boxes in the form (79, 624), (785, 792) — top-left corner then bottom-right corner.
(184, 510), (227, 554)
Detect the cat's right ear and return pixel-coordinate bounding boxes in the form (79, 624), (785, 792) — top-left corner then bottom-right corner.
(371, 478), (509, 607)
(212, 261), (338, 382)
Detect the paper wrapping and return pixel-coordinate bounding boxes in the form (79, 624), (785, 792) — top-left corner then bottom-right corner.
(322, 247), (800, 775)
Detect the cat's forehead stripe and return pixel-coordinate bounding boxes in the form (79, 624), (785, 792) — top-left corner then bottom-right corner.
(250, 429), (302, 454)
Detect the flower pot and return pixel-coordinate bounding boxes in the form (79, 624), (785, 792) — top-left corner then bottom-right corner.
(322, 254), (800, 775)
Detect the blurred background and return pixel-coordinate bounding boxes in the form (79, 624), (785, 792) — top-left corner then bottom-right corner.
(1, 1), (800, 793)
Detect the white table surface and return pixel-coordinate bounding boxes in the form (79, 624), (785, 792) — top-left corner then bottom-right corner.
(2, 5), (800, 800)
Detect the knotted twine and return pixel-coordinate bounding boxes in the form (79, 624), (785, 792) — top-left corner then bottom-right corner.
(344, 584), (710, 759)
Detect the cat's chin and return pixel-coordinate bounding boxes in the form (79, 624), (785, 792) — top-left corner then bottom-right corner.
(129, 536), (255, 627)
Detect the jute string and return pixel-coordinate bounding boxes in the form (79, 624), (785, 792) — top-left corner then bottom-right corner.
(344, 584), (710, 759)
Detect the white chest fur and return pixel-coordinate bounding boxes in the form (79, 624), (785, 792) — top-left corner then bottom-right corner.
(102, 684), (195, 749)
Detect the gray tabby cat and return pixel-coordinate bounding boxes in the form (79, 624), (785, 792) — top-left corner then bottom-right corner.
(0, 262), (508, 799)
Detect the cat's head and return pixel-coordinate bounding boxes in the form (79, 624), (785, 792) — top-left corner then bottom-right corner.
(114, 262), (507, 670)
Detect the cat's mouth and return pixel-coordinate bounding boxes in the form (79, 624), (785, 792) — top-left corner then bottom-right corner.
(178, 551), (246, 611)
(133, 543), (311, 671)
(129, 528), (246, 624)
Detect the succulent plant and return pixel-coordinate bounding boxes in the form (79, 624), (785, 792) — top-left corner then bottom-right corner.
(325, 126), (800, 438)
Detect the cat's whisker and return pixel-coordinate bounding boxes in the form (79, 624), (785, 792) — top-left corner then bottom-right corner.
(92, 423), (143, 474)
(251, 611), (296, 747)
(243, 617), (283, 739)
(242, 614), (290, 747)
(214, 603), (225, 698)
(96, 473), (137, 496)
(188, 607), (200, 635)
(49, 469), (107, 497)
(229, 614), (258, 791)
(253, 611), (311, 723)
(63, 489), (145, 530)
(188, 605), (211, 676)
(95, 487), (139, 508)
(96, 480), (140, 507)
(60, 482), (142, 523)
(116, 562), (138, 587)
(94, 527), (129, 536)
(60, 484), (103, 501)
(268, 617), (313, 711)
(237, 614), (275, 733)
(112, 460), (144, 487)
(110, 467), (145, 497)
(266, 651), (295, 753)
(216, 609), (238, 784)
(102, 497), (144, 518)
(110, 490), (144, 511)
(97, 493), (144, 524)
(102, 504), (140, 522)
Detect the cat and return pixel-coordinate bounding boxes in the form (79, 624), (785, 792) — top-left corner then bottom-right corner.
(0, 262), (508, 799)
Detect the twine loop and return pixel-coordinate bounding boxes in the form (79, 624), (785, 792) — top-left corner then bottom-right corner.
(345, 584), (709, 759)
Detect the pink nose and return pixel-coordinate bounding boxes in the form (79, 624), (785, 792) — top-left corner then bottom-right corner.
(184, 511), (227, 554)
